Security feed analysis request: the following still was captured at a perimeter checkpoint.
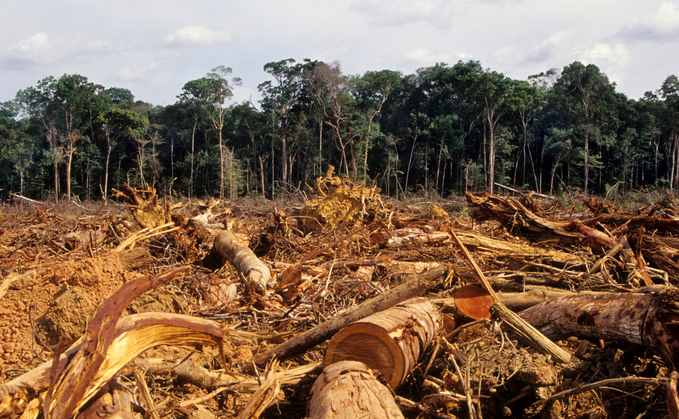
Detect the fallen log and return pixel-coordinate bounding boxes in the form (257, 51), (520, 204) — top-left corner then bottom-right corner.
(517, 289), (679, 368)
(251, 265), (447, 370)
(324, 297), (441, 389)
(214, 231), (275, 294)
(307, 361), (405, 419)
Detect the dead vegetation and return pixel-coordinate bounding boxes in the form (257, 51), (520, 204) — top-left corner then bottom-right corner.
(2, 177), (679, 418)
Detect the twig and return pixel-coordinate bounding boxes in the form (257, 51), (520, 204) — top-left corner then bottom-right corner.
(540, 376), (670, 407)
(134, 369), (160, 419)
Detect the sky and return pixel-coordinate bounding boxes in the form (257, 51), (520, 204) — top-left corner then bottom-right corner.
(1, 0), (678, 107)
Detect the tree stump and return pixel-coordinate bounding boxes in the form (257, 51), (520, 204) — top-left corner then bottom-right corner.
(324, 297), (441, 389)
(307, 360), (404, 419)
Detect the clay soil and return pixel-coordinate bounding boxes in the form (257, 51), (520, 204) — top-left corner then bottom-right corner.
(0, 186), (676, 419)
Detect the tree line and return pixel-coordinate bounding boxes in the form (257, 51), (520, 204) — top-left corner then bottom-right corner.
(1, 59), (678, 202)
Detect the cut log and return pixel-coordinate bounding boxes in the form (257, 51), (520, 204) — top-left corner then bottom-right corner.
(251, 265), (447, 370)
(453, 284), (493, 320)
(214, 231), (275, 293)
(324, 297), (441, 389)
(307, 361), (405, 419)
(517, 289), (679, 368)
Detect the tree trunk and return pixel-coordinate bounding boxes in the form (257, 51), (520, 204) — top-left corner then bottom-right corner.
(324, 297), (441, 389)
(584, 130), (590, 193)
(308, 361), (405, 419)
(518, 290), (679, 369)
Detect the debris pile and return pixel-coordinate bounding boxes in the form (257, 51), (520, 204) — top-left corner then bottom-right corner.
(2, 183), (679, 418)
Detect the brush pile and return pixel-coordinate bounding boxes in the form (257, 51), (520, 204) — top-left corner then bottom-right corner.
(2, 180), (679, 418)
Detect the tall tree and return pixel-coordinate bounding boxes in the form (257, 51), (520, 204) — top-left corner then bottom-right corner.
(15, 77), (62, 202)
(551, 62), (619, 193)
(306, 61), (357, 177)
(259, 59), (318, 191)
(352, 69), (402, 179)
(53, 74), (106, 201)
(660, 75), (679, 188)
(96, 108), (146, 202)
(475, 70), (520, 193)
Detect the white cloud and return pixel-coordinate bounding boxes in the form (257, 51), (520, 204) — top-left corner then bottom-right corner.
(619, 1), (679, 41)
(1, 32), (55, 68)
(163, 25), (233, 46)
(115, 63), (158, 82)
(351, 0), (454, 27)
(581, 43), (631, 67)
(0, 32), (115, 71)
(404, 48), (452, 66)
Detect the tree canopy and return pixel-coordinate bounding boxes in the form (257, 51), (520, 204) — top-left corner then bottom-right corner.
(1, 59), (677, 202)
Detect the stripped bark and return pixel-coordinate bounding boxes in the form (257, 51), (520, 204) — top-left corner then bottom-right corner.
(324, 297), (441, 389)
(214, 231), (275, 293)
(308, 361), (405, 419)
(42, 267), (202, 419)
(518, 289), (679, 368)
(0, 312), (224, 418)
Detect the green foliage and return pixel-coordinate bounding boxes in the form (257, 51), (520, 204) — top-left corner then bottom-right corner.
(0, 60), (677, 202)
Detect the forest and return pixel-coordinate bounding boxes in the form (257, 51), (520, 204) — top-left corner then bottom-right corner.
(1, 58), (678, 202)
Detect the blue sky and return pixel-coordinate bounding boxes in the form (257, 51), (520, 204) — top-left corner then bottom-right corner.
(1, 0), (678, 106)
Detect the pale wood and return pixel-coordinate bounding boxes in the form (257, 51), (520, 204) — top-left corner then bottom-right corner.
(491, 303), (572, 364)
(214, 231), (275, 293)
(308, 361), (405, 419)
(236, 360), (281, 419)
(324, 297), (441, 389)
(448, 226), (571, 364)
